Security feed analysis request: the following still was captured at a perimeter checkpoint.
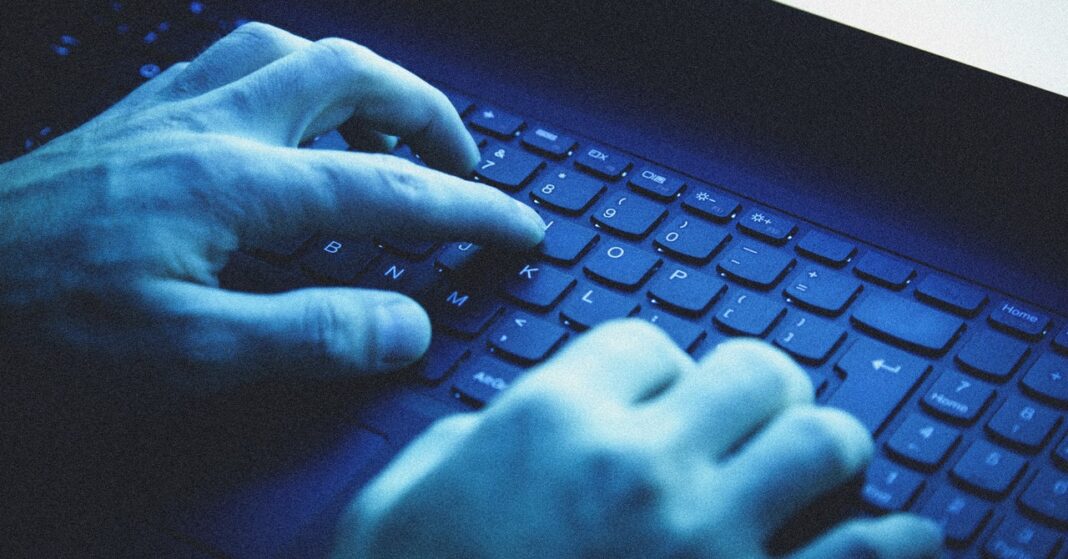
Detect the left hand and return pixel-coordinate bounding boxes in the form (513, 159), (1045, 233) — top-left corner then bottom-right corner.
(0, 23), (544, 396)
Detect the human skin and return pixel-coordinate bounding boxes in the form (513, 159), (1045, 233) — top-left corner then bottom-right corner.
(0, 23), (942, 558)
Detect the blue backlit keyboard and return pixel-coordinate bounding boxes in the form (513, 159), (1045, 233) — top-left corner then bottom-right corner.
(7, 3), (1067, 557)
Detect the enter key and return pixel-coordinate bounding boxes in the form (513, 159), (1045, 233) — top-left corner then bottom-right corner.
(828, 337), (931, 435)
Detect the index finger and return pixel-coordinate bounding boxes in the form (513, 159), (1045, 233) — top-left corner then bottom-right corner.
(197, 36), (479, 175)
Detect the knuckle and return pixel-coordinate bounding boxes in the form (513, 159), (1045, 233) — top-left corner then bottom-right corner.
(584, 318), (678, 356)
(710, 337), (813, 402)
(313, 37), (377, 79)
(300, 293), (362, 370)
(228, 21), (287, 48)
(577, 444), (661, 511)
(833, 524), (882, 559)
(490, 384), (579, 437)
(369, 154), (429, 201)
(781, 408), (869, 476)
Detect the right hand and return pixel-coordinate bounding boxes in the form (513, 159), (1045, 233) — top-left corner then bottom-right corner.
(336, 320), (943, 558)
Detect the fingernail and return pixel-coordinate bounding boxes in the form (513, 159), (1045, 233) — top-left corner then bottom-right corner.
(375, 301), (431, 365)
(515, 200), (547, 240)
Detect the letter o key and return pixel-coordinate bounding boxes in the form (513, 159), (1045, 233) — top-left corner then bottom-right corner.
(607, 246), (625, 259)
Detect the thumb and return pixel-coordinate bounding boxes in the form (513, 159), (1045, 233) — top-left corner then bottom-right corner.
(148, 280), (431, 392)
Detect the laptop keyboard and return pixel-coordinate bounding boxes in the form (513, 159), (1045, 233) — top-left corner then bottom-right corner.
(7, 3), (1067, 557)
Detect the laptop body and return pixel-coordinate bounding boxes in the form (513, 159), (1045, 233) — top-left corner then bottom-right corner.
(4, 1), (1066, 557)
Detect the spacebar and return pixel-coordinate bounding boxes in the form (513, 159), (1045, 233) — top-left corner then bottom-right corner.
(851, 292), (963, 355)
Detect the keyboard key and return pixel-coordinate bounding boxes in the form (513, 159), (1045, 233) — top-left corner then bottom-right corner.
(488, 312), (567, 364)
(986, 396), (1060, 451)
(1054, 324), (1068, 353)
(713, 291), (785, 337)
(952, 439), (1027, 497)
(502, 263), (576, 310)
(391, 143), (426, 166)
(250, 232), (312, 261)
(530, 166), (604, 214)
(451, 356), (523, 408)
(591, 193), (667, 239)
(795, 230), (856, 267)
(1019, 469), (1068, 526)
(983, 516), (1060, 559)
(468, 106), (523, 138)
(537, 215), (598, 264)
(854, 251), (915, 289)
(475, 143), (543, 191)
(653, 215), (731, 263)
(915, 274), (987, 317)
(425, 284), (501, 338)
(299, 237), (378, 283)
(559, 283), (640, 331)
(574, 145), (631, 179)
(886, 413), (960, 470)
(1020, 352), (1068, 407)
(359, 257), (438, 297)
(851, 291), (964, 355)
(628, 167), (685, 200)
(1056, 433), (1068, 469)
(919, 487), (991, 547)
(861, 458), (924, 512)
(218, 252), (310, 294)
(521, 126), (575, 159)
(411, 335), (468, 384)
(681, 184), (740, 222)
(989, 300), (1051, 341)
(377, 238), (437, 259)
(436, 241), (481, 272)
(737, 207), (796, 245)
(638, 309), (706, 352)
(829, 337), (929, 435)
(306, 129), (350, 151)
(646, 265), (726, 316)
(584, 242), (661, 290)
(956, 327), (1031, 381)
(922, 370), (995, 424)
(435, 241), (487, 273)
(772, 312), (845, 365)
(784, 265), (863, 316)
(717, 242), (795, 289)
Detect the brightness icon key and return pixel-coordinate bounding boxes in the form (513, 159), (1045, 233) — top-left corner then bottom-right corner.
(738, 207), (796, 245)
(682, 185), (740, 222)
